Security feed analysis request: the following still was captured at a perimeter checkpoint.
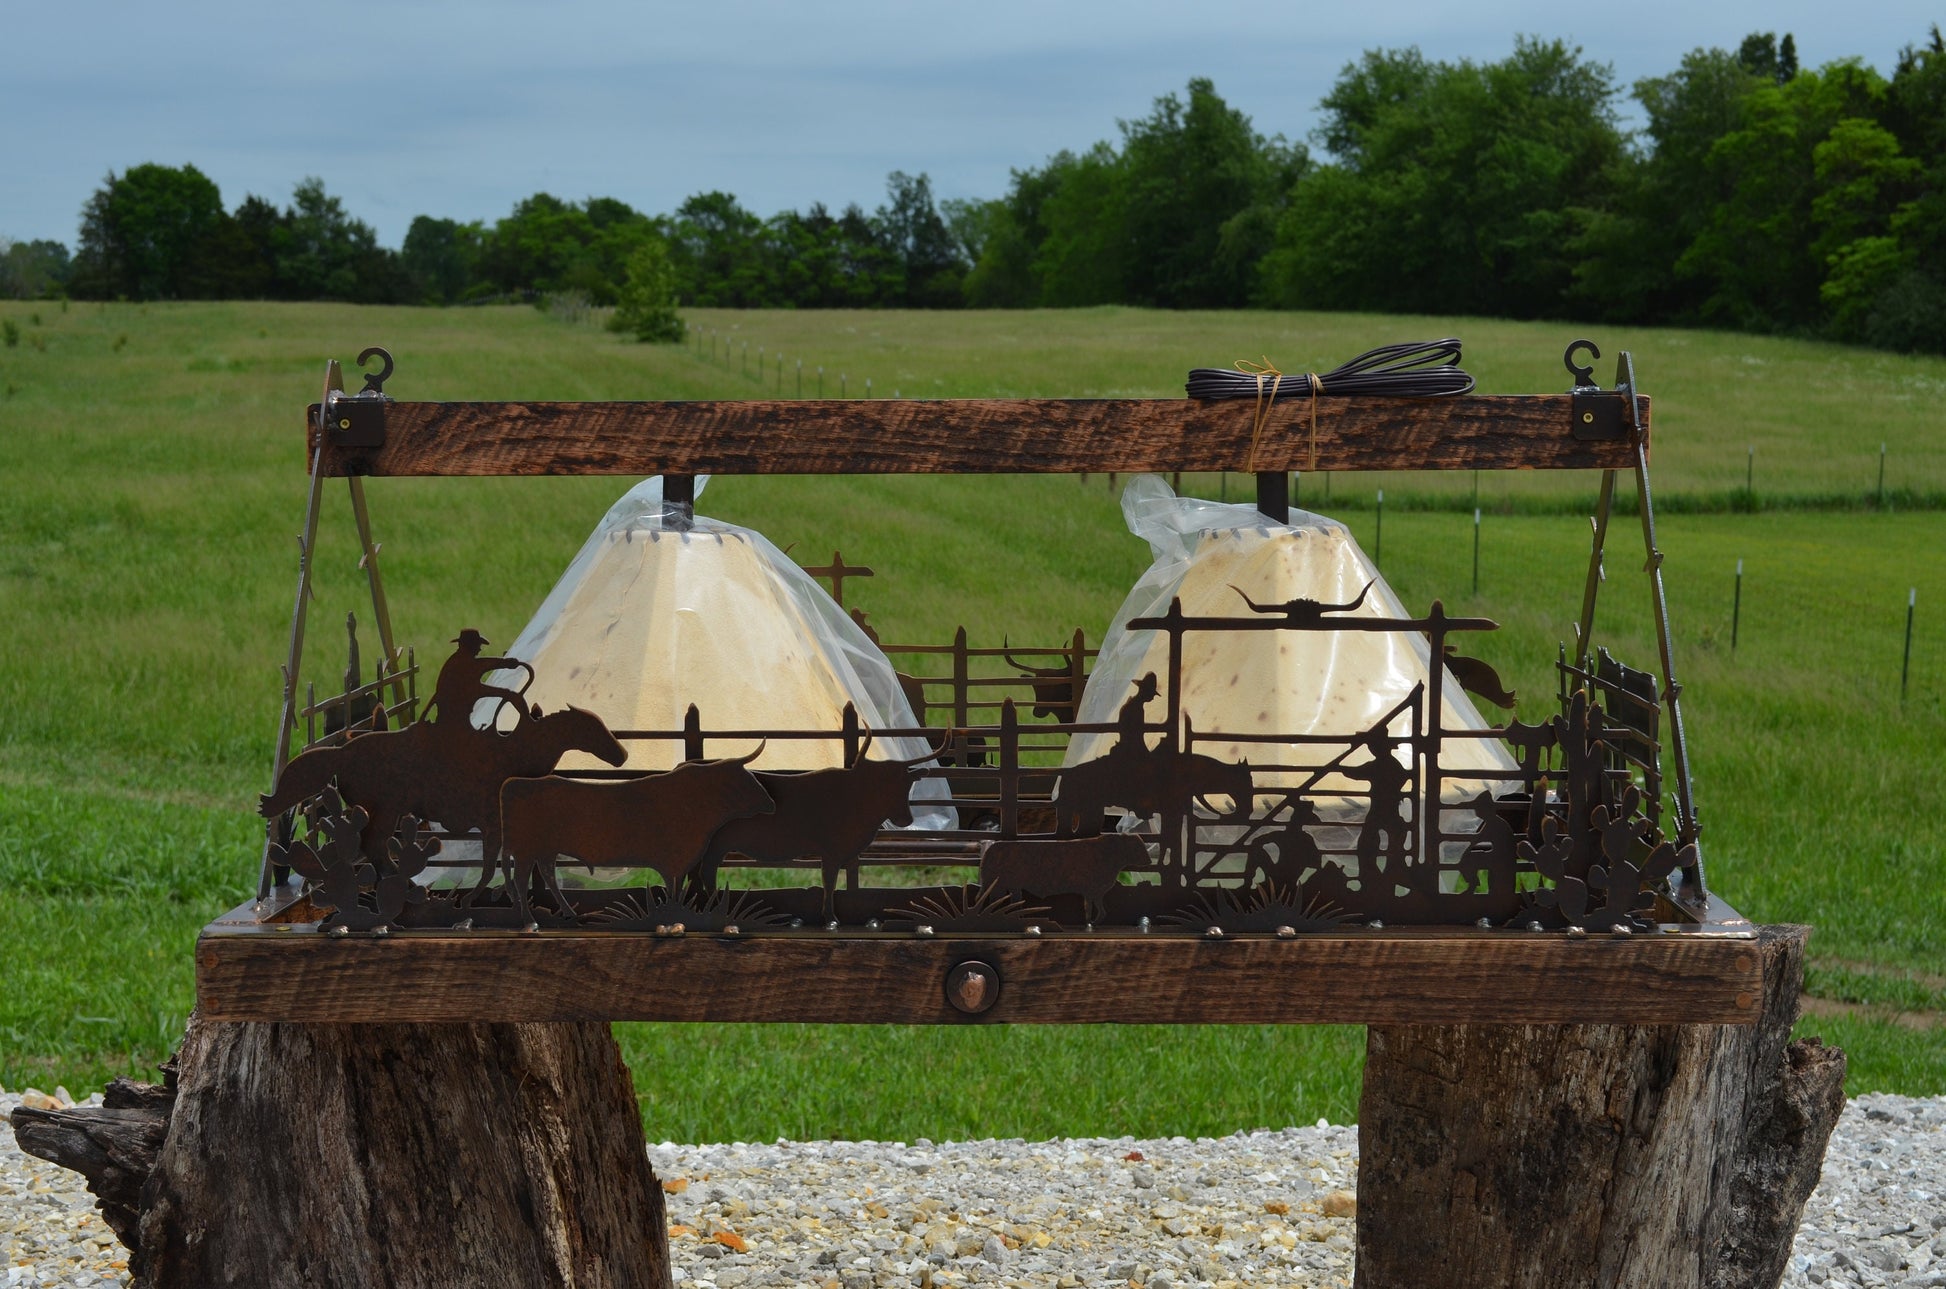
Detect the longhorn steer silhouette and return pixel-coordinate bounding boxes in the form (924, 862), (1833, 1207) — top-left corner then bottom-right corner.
(695, 738), (944, 921)
(499, 750), (773, 920)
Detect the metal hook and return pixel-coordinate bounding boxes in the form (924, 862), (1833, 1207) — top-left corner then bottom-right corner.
(1563, 339), (1600, 389)
(356, 346), (394, 396)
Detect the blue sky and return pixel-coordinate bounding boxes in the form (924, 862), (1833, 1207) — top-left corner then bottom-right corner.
(2, 0), (1936, 248)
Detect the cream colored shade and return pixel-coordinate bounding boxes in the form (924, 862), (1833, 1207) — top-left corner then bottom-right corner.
(1071, 481), (1518, 811)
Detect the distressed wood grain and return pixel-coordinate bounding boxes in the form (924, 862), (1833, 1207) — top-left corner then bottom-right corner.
(197, 927), (1754, 1025)
(310, 394), (1648, 477)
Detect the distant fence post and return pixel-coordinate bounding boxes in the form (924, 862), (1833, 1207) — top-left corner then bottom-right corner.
(1732, 560), (1743, 653)
(1903, 589), (1916, 704)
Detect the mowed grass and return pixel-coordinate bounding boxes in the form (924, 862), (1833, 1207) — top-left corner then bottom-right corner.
(0, 299), (1941, 1138)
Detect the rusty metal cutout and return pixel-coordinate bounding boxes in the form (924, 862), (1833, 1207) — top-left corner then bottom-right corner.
(249, 342), (1713, 949)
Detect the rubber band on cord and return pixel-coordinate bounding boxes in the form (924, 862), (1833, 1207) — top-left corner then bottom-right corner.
(1235, 357), (1283, 472)
(1233, 359), (1327, 472)
(1307, 372), (1323, 470)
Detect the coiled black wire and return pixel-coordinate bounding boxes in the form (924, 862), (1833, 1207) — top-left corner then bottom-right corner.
(1185, 339), (1474, 401)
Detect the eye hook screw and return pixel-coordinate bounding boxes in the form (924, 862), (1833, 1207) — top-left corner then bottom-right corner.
(1563, 339), (1600, 390)
(356, 346), (395, 397)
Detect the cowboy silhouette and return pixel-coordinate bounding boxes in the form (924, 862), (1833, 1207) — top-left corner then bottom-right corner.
(424, 629), (528, 729)
(1112, 673), (1160, 757)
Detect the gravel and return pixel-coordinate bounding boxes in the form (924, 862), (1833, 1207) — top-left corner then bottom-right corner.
(4, 1088), (1940, 1288)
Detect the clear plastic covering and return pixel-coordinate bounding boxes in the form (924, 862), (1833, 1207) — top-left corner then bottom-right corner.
(483, 476), (952, 829)
(1068, 474), (1518, 819)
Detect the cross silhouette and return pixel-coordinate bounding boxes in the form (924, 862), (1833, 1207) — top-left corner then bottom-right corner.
(804, 550), (874, 606)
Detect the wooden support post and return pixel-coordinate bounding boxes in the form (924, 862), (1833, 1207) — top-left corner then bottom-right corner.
(1355, 924), (1844, 1289)
(11, 1017), (671, 1289)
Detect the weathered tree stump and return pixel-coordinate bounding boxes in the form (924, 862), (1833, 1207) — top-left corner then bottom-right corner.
(12, 1016), (670, 1289)
(1356, 924), (1846, 1289)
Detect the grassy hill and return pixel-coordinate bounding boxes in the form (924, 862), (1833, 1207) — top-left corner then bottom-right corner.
(0, 299), (1939, 1138)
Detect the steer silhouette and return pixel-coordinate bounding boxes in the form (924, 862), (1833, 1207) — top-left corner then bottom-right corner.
(499, 749), (773, 921)
(1003, 638), (1086, 721)
(696, 737), (944, 921)
(979, 833), (1150, 924)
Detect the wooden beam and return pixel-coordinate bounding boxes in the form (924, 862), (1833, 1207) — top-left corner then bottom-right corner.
(197, 925), (1754, 1025)
(310, 394), (1648, 478)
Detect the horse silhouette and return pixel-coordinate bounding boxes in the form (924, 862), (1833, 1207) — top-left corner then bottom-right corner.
(259, 705), (627, 903)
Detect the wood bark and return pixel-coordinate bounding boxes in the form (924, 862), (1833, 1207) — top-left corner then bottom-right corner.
(1355, 924), (1846, 1289)
(309, 393), (1647, 478)
(9, 1071), (177, 1252)
(13, 1017), (670, 1289)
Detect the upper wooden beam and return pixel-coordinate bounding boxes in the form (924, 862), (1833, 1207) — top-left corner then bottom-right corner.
(309, 394), (1648, 477)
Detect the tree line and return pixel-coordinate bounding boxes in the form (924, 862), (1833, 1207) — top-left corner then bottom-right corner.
(5, 27), (1941, 354)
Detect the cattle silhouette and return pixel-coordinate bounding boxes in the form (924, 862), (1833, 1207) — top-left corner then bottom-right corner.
(499, 750), (773, 920)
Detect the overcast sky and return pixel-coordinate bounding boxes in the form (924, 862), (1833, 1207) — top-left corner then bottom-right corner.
(2, 0), (1937, 248)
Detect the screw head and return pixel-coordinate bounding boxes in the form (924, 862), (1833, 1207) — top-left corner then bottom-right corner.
(1581, 411), (1595, 424)
(945, 960), (1000, 1015)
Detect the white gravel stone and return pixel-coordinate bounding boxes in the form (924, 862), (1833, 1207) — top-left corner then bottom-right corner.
(3, 1090), (1939, 1287)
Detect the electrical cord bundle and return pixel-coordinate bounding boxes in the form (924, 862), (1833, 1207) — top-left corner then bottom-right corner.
(1185, 339), (1474, 401)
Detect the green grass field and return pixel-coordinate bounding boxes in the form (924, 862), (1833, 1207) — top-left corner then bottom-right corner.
(1, 299), (1940, 1140)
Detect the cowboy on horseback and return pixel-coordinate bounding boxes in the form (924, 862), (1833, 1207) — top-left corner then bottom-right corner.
(423, 629), (530, 730)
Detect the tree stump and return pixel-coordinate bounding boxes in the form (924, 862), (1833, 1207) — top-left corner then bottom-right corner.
(1356, 924), (1846, 1289)
(12, 1016), (671, 1289)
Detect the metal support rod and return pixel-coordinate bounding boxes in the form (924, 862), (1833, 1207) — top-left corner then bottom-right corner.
(259, 425), (332, 900)
(1621, 352), (1703, 887)
(1574, 470), (1618, 669)
(1256, 470), (1289, 523)
(347, 476), (406, 712)
(1879, 443), (1887, 508)
(662, 473), (695, 531)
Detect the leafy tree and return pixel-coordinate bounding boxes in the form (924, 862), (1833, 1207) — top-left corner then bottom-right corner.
(1120, 77), (1304, 307)
(1861, 26), (1946, 351)
(274, 178), (409, 303)
(1261, 39), (1626, 318)
(0, 239), (72, 298)
(607, 237), (685, 341)
(961, 165), (1068, 307)
(877, 172), (965, 307)
(1679, 60), (1899, 332)
(666, 191), (770, 307)
(477, 193), (659, 305)
(1571, 46), (1764, 321)
(70, 163), (228, 300)
(1738, 32), (1800, 85)
(1031, 146), (1131, 306)
(402, 216), (485, 303)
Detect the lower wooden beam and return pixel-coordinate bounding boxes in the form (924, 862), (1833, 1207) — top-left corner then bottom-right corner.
(197, 927), (1761, 1025)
